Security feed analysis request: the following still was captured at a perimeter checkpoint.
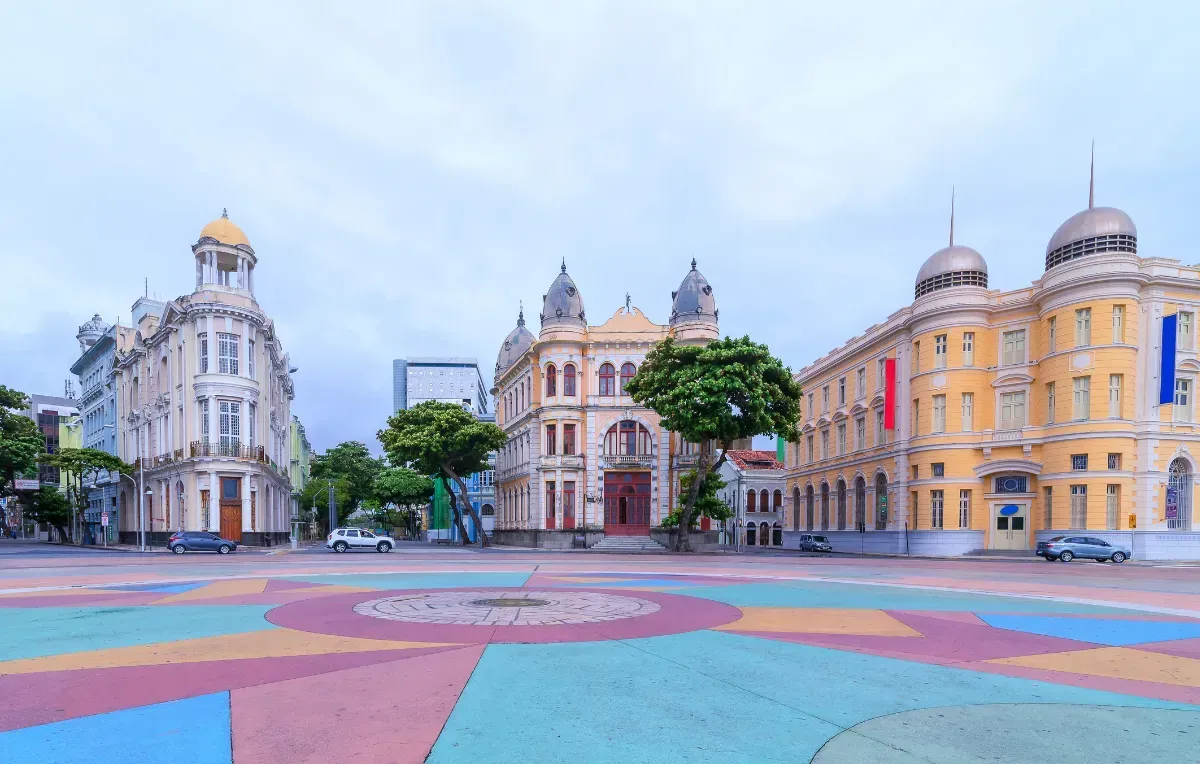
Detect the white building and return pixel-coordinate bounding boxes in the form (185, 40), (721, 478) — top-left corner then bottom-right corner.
(393, 357), (489, 415)
(717, 450), (788, 548)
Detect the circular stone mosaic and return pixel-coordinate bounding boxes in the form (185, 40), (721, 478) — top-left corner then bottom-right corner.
(353, 590), (661, 626)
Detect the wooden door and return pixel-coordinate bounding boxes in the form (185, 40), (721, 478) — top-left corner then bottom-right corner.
(219, 477), (242, 542)
(603, 471), (651, 536)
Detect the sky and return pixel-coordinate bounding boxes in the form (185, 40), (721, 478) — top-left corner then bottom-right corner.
(1, 1), (1197, 454)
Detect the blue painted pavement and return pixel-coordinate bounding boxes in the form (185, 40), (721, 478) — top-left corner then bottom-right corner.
(978, 614), (1200, 646)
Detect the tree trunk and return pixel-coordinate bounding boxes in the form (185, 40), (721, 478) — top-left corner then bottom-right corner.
(440, 477), (471, 545)
(675, 442), (731, 553)
(447, 467), (486, 548)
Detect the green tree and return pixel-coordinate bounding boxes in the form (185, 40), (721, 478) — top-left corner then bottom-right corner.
(22, 486), (72, 542)
(624, 336), (801, 551)
(300, 477), (353, 533)
(310, 441), (384, 511)
(373, 467), (434, 538)
(378, 401), (506, 547)
(40, 447), (133, 543)
(660, 470), (731, 529)
(0, 386), (44, 500)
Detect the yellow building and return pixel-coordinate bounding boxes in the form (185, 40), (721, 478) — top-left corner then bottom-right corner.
(492, 261), (720, 549)
(786, 181), (1200, 560)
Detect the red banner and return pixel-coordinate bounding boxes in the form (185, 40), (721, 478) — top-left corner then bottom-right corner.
(883, 358), (897, 430)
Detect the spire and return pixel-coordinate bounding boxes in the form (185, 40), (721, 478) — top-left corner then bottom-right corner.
(949, 186), (956, 247)
(560, 258), (567, 273)
(1088, 140), (1095, 210)
(691, 257), (697, 271)
(517, 301), (525, 326)
(221, 207), (229, 219)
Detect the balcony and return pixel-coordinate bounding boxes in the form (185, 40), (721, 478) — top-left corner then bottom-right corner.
(673, 453), (699, 469)
(540, 454), (585, 470)
(990, 429), (1024, 442)
(600, 453), (655, 469)
(190, 441), (268, 462)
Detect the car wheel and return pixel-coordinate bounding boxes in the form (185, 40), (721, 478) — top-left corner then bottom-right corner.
(334, 541), (348, 553)
(217, 544), (232, 555)
(172, 544), (186, 555)
(377, 542), (391, 553)
(1112, 551), (1127, 563)
(1059, 550), (1074, 562)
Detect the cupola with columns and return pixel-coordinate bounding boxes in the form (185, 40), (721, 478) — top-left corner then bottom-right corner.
(194, 209), (257, 295)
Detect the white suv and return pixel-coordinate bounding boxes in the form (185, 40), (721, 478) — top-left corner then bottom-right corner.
(327, 528), (395, 553)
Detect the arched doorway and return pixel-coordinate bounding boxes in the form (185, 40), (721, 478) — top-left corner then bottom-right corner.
(806, 485), (815, 530)
(772, 522), (783, 546)
(854, 477), (866, 530)
(874, 473), (888, 530)
(745, 523), (756, 546)
(820, 483), (830, 529)
(792, 487), (801, 530)
(604, 471), (650, 536)
(759, 521), (769, 546)
(836, 479), (847, 530)
(1169, 458), (1193, 530)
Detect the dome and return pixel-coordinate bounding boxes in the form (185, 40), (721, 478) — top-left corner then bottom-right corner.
(914, 245), (988, 299)
(76, 313), (110, 350)
(1045, 207), (1137, 270)
(199, 208), (250, 247)
(496, 308), (535, 374)
(670, 259), (718, 326)
(540, 261), (586, 330)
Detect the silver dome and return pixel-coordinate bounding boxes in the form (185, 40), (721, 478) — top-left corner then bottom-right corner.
(495, 308), (535, 374)
(76, 313), (110, 348)
(1045, 207), (1137, 263)
(670, 259), (718, 325)
(914, 246), (988, 286)
(540, 261), (586, 329)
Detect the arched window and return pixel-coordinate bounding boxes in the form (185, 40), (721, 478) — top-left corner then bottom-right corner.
(564, 364), (576, 396)
(604, 420), (653, 457)
(836, 479), (847, 530)
(875, 473), (888, 530)
(599, 363), (616, 396)
(759, 521), (769, 546)
(773, 489), (783, 514)
(620, 363), (636, 395)
(820, 483), (830, 529)
(746, 490), (756, 513)
(855, 477), (866, 530)
(546, 365), (557, 397)
(806, 485), (815, 530)
(1169, 458), (1193, 530)
(792, 487), (801, 530)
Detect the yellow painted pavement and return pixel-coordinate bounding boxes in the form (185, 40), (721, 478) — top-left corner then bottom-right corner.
(988, 647), (1200, 688)
(715, 607), (922, 636)
(152, 578), (271, 603)
(0, 628), (456, 675)
(0, 587), (131, 599)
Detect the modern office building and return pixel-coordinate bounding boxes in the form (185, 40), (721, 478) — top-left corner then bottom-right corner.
(785, 170), (1200, 560)
(393, 357), (489, 415)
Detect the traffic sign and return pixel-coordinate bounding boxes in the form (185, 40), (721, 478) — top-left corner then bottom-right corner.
(101, 512), (109, 527)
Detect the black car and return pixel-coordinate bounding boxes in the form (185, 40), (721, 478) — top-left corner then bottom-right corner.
(168, 531), (238, 555)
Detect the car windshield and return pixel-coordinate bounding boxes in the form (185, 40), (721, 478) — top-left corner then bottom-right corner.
(1048, 536), (1066, 542)
(813, 536), (828, 543)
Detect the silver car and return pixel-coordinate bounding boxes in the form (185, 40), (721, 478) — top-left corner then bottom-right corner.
(1036, 535), (1130, 563)
(798, 533), (833, 553)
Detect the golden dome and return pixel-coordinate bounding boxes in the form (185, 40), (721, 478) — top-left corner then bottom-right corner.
(199, 209), (250, 247)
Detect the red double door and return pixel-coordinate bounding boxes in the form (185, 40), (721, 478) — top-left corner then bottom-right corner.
(604, 471), (651, 536)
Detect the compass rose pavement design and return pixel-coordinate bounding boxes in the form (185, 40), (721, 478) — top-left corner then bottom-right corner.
(0, 556), (1198, 763)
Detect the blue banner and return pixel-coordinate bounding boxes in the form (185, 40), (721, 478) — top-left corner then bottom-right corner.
(1160, 313), (1178, 405)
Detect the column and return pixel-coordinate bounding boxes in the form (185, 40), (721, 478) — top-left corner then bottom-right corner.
(209, 398), (219, 444)
(208, 471), (219, 532)
(208, 316), (218, 374)
(242, 473), (252, 533)
(894, 336), (912, 533)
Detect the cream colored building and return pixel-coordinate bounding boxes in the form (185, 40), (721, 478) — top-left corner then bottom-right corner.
(114, 211), (295, 545)
(492, 261), (720, 548)
(786, 182), (1200, 560)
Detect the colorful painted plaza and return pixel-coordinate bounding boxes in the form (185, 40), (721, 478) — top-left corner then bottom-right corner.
(1, 544), (1198, 763)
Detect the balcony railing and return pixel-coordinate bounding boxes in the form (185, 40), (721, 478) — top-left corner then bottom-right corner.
(600, 453), (655, 468)
(190, 441), (268, 462)
(673, 453), (700, 469)
(990, 429), (1024, 442)
(540, 455), (585, 469)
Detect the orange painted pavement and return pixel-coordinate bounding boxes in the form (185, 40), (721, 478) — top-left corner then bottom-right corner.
(988, 646), (1200, 688)
(152, 579), (271, 603)
(715, 607), (922, 636)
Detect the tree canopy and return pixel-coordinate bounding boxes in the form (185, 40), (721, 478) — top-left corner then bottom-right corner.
(660, 469), (731, 530)
(39, 447), (133, 542)
(0, 386), (44, 500)
(624, 335), (801, 550)
(373, 467), (434, 509)
(378, 401), (505, 547)
(299, 477), (354, 532)
(22, 486), (71, 541)
(310, 441), (384, 512)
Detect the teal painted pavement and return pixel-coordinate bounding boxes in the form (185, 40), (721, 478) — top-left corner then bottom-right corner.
(682, 580), (1134, 613)
(0, 605), (276, 662)
(0, 692), (232, 764)
(430, 630), (1195, 763)
(281, 572), (533, 590)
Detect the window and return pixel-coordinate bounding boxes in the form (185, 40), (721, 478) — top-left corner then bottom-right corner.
(932, 395), (946, 433)
(1112, 305), (1125, 343)
(563, 482), (576, 526)
(930, 490), (944, 529)
(1071, 454), (1088, 471)
(912, 464), (919, 480)
(855, 416), (865, 451)
(932, 462), (944, 477)
(546, 481), (556, 525)
(1002, 330), (1026, 365)
(1109, 374), (1122, 418)
(563, 423), (576, 455)
(1180, 312), (1194, 349)
(959, 490), (970, 528)
(994, 476), (1028, 493)
(1048, 316), (1057, 353)
(1106, 485), (1119, 530)
(837, 423), (846, 455)
(959, 390), (973, 430)
(1044, 487), (1054, 529)
(564, 364), (576, 396)
(217, 333), (239, 375)
(912, 399), (920, 436)
(248, 402), (256, 448)
(1070, 485), (1087, 528)
(199, 332), (209, 374)
(934, 334), (947, 369)
(914, 341), (921, 371)
(876, 358), (885, 389)
(822, 386), (829, 413)
(807, 393), (814, 418)
(247, 338), (255, 380)
(838, 377), (846, 406)
(545, 424), (557, 455)
(218, 400), (240, 452)
(806, 434), (814, 464)
(1000, 391), (1026, 429)
(599, 363), (615, 396)
(199, 399), (210, 442)
(1075, 308), (1092, 347)
(619, 363), (635, 395)
(1108, 453), (1121, 470)
(1073, 377), (1091, 420)
(856, 368), (866, 398)
(546, 365), (557, 397)
(820, 429), (829, 459)
(876, 409), (885, 445)
(962, 332), (974, 366)
(1175, 378), (1192, 422)
(1047, 382), (1056, 424)
(911, 491), (919, 527)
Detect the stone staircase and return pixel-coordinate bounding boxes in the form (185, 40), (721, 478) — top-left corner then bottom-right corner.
(590, 536), (668, 553)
